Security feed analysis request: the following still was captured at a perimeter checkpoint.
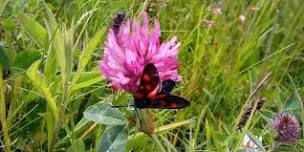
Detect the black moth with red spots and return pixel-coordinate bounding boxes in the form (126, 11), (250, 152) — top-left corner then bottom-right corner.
(134, 63), (190, 109)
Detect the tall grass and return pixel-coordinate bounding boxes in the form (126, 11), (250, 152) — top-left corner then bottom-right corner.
(0, 0), (303, 151)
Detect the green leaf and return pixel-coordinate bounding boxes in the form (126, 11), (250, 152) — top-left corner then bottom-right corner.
(44, 44), (57, 84)
(0, 0), (9, 17)
(258, 110), (273, 123)
(2, 18), (16, 31)
(15, 48), (41, 70)
(27, 60), (59, 151)
(83, 103), (127, 126)
(284, 93), (300, 112)
(46, 106), (56, 151)
(45, 5), (73, 93)
(17, 13), (48, 49)
(59, 118), (89, 145)
(78, 27), (106, 73)
(71, 70), (104, 92)
(99, 125), (128, 152)
(0, 45), (10, 70)
(26, 60), (58, 120)
(75, 139), (85, 152)
(70, 27), (106, 93)
(205, 120), (212, 149)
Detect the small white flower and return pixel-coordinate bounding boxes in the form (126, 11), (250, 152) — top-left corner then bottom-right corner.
(243, 134), (262, 149)
(238, 15), (246, 24)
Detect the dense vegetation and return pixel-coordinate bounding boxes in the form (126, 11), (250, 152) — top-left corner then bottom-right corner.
(0, 0), (303, 151)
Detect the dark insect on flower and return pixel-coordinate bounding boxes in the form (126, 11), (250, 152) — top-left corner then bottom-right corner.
(100, 12), (181, 93)
(134, 63), (190, 109)
(111, 11), (126, 34)
(272, 112), (300, 143)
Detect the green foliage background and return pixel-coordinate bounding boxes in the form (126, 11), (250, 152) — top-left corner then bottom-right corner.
(0, 0), (303, 151)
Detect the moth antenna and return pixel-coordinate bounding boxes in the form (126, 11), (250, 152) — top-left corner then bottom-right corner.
(112, 105), (135, 108)
(112, 105), (128, 108)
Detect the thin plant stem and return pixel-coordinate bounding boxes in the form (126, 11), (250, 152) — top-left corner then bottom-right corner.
(0, 68), (11, 152)
(233, 72), (271, 151)
(269, 142), (279, 152)
(150, 134), (166, 152)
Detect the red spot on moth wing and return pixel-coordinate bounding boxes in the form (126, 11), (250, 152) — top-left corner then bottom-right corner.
(170, 102), (177, 108)
(150, 94), (190, 109)
(150, 93), (167, 100)
(159, 101), (166, 107)
(143, 74), (151, 81)
(137, 63), (160, 96)
(148, 84), (160, 99)
(145, 84), (152, 90)
(135, 92), (144, 99)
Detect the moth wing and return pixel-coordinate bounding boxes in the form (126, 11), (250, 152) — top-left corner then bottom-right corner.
(161, 79), (176, 94)
(135, 63), (160, 100)
(136, 93), (190, 109)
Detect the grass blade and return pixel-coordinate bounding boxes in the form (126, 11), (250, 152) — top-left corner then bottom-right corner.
(26, 60), (58, 119)
(0, 68), (11, 152)
(17, 14), (48, 49)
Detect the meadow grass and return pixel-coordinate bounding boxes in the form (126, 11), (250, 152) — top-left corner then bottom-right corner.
(0, 0), (304, 151)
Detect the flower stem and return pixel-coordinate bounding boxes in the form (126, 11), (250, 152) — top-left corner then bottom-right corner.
(0, 68), (11, 152)
(150, 134), (166, 152)
(269, 142), (279, 152)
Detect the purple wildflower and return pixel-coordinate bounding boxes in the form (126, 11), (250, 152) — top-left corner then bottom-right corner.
(272, 112), (300, 143)
(100, 12), (181, 93)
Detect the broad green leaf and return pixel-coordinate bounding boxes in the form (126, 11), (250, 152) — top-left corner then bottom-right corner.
(6, 47), (17, 64)
(84, 103), (127, 126)
(26, 60), (58, 120)
(71, 70), (104, 92)
(2, 18), (16, 31)
(45, 5), (73, 94)
(17, 13), (48, 49)
(43, 19), (58, 83)
(99, 125), (128, 152)
(284, 93), (301, 113)
(27, 60), (59, 151)
(0, 45), (10, 70)
(44, 46), (57, 83)
(78, 27), (106, 73)
(15, 48), (41, 70)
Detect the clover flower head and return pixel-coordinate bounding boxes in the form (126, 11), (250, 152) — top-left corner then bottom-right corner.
(272, 112), (300, 143)
(100, 12), (181, 93)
